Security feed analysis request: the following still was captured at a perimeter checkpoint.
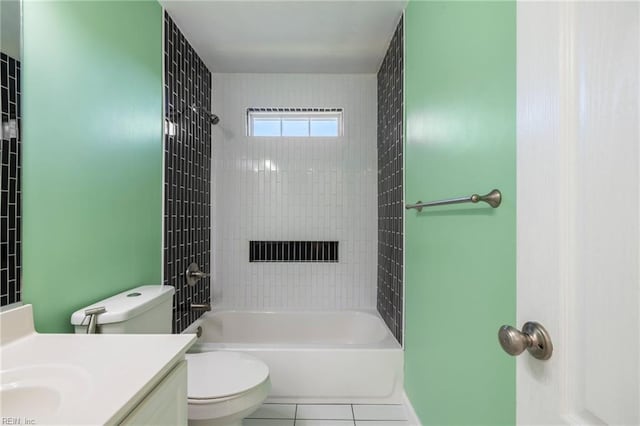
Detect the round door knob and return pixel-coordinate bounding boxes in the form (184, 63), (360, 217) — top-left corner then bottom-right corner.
(498, 321), (553, 360)
(498, 325), (530, 356)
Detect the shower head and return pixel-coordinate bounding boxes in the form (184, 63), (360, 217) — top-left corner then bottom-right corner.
(190, 104), (220, 125)
(202, 109), (220, 125)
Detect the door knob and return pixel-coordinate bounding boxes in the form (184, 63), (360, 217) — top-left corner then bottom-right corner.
(186, 262), (210, 286)
(498, 321), (553, 360)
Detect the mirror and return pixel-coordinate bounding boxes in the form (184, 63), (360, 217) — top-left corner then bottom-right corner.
(1, 0), (22, 308)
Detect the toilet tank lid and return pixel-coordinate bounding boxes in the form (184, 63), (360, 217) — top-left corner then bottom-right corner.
(70, 285), (175, 326)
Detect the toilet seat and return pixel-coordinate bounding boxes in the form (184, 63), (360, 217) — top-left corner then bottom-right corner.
(186, 351), (270, 401)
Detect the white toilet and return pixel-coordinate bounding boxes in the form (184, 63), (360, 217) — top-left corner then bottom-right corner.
(71, 285), (270, 426)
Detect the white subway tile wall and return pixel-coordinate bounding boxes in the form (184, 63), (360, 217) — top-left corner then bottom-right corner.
(211, 74), (377, 310)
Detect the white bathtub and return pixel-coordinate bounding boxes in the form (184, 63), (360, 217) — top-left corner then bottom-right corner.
(184, 310), (404, 404)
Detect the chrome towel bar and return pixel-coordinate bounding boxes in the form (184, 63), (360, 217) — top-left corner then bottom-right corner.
(406, 189), (502, 212)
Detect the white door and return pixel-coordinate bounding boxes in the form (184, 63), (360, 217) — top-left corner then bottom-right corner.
(516, 1), (639, 425)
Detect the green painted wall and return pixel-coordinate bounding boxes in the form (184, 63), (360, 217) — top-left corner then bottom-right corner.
(22, 1), (163, 332)
(404, 2), (516, 424)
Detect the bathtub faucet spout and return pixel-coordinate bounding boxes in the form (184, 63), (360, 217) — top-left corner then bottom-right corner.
(191, 303), (211, 312)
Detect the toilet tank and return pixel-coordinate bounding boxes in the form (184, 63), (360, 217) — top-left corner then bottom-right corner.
(70, 285), (175, 334)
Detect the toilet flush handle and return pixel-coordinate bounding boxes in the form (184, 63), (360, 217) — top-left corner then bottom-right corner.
(186, 262), (210, 286)
(84, 306), (106, 334)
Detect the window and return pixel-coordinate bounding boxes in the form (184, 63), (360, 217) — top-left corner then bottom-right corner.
(247, 108), (343, 137)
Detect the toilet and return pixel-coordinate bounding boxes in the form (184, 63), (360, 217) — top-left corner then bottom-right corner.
(71, 285), (270, 426)
(186, 351), (270, 426)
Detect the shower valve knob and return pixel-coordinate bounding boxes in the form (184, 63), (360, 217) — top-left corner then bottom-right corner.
(186, 262), (210, 287)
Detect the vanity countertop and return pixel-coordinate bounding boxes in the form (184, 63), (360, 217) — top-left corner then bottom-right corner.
(0, 305), (196, 425)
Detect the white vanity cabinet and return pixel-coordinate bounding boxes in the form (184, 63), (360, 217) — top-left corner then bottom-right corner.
(120, 360), (188, 425)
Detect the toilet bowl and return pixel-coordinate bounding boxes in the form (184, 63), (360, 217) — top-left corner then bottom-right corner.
(70, 286), (271, 426)
(186, 351), (271, 426)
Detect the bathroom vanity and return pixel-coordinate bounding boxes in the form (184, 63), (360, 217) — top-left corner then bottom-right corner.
(0, 305), (196, 425)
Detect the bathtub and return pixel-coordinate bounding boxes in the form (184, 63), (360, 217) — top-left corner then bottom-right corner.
(184, 310), (404, 403)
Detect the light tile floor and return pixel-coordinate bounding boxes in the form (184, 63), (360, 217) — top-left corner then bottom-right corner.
(244, 403), (415, 426)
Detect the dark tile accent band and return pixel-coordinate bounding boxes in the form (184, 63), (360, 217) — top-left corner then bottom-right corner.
(0, 52), (21, 307)
(249, 241), (338, 263)
(377, 16), (404, 344)
(164, 13), (212, 333)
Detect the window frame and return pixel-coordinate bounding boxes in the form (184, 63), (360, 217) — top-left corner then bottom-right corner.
(246, 108), (344, 138)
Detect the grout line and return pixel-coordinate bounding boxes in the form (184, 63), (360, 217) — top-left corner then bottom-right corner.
(352, 404), (404, 406)
(351, 404), (356, 425)
(250, 418), (295, 420)
(294, 403), (298, 424)
(284, 403), (404, 406)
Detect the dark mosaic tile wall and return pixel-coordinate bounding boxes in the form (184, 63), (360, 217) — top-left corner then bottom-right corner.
(164, 13), (212, 333)
(377, 17), (403, 344)
(0, 53), (21, 307)
(249, 241), (339, 263)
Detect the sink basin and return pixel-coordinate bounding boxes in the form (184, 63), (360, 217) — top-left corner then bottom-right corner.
(1, 385), (61, 417)
(0, 305), (196, 424)
(0, 364), (91, 419)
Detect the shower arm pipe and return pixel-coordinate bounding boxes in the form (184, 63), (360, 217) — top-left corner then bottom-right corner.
(168, 103), (199, 119)
(405, 189), (502, 212)
(168, 103), (219, 124)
